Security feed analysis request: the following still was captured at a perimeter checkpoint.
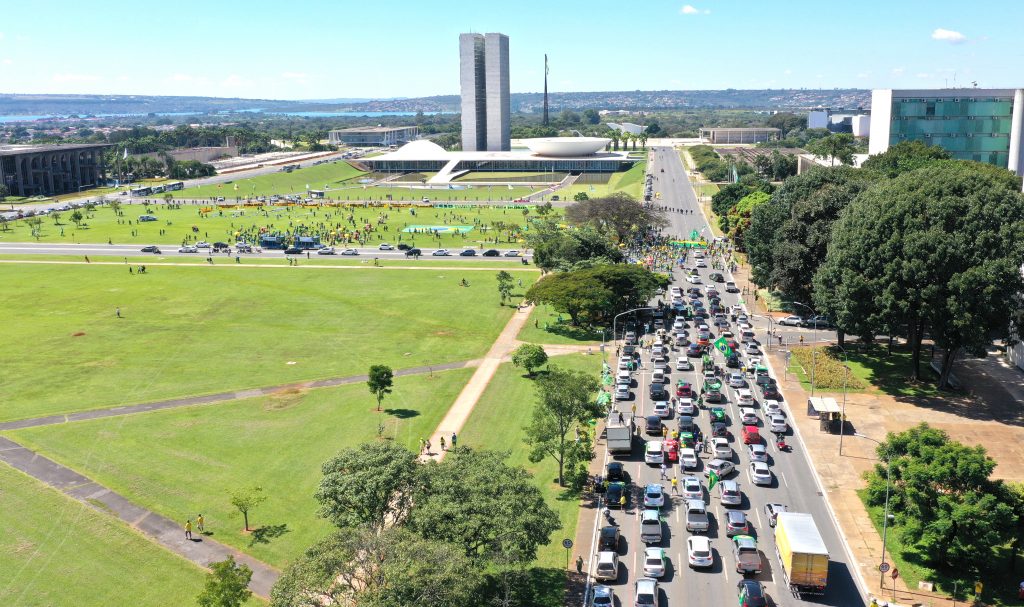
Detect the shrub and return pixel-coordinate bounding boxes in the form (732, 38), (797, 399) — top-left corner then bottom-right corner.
(790, 346), (867, 391)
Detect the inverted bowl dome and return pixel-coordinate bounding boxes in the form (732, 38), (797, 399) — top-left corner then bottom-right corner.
(523, 137), (611, 157)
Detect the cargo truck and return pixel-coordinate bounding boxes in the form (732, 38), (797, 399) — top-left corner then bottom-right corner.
(774, 512), (829, 595)
(605, 412), (634, 455)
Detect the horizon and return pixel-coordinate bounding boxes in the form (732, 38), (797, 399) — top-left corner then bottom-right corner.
(1, 0), (1021, 99)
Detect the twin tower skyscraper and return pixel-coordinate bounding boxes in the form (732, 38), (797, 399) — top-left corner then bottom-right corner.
(459, 33), (510, 152)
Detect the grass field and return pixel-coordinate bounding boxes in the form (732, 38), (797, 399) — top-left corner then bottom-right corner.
(8, 368), (473, 567)
(458, 353), (603, 569)
(0, 464), (226, 607)
(517, 304), (604, 346)
(0, 263), (528, 421)
(184, 162), (366, 199)
(559, 161), (647, 200)
(0, 202), (558, 249)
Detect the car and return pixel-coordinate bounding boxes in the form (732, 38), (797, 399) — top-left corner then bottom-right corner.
(764, 399), (783, 417)
(396, 243), (412, 251)
(739, 408), (759, 426)
(284, 247), (302, 254)
(711, 421), (729, 438)
(503, 250), (520, 257)
(614, 384), (630, 401)
(404, 248), (422, 257)
(728, 372), (746, 388)
(726, 281), (740, 293)
(712, 437), (731, 459)
(432, 249), (450, 256)
(606, 481), (627, 509)
(652, 401), (671, 419)
(459, 249), (477, 256)
(695, 259), (707, 268)
(719, 479), (742, 506)
(676, 398), (696, 416)
(687, 535), (713, 568)
(482, 249), (500, 256)
(643, 547), (668, 577)
(212, 242), (230, 252)
(590, 585), (615, 607)
(645, 440), (665, 465)
(764, 502), (788, 527)
(686, 274), (702, 284)
(778, 315), (804, 326)
(709, 272), (724, 282)
(194, 241), (210, 249)
(178, 245), (198, 253)
(747, 443), (768, 463)
(686, 343), (703, 357)
(595, 551), (619, 581)
(313, 246), (335, 255)
(606, 461), (626, 483)
(675, 357), (693, 371)
(644, 483), (665, 508)
(769, 414), (788, 433)
(709, 407), (727, 424)
(802, 315), (832, 328)
(725, 510), (749, 536)
(651, 368), (667, 384)
(634, 578), (658, 607)
(679, 448), (698, 469)
(762, 381), (782, 400)
(742, 425), (761, 445)
(682, 476), (703, 500)
(737, 579), (767, 607)
(750, 461), (772, 486)
(705, 458), (735, 479)
(676, 381), (693, 398)
(378, 243), (394, 250)
(649, 382), (669, 400)
(744, 342), (760, 355)
(677, 414), (695, 433)
(236, 243), (253, 253)
(140, 245), (160, 253)
(726, 353), (741, 368)
(616, 369), (632, 383)
(598, 525), (620, 552)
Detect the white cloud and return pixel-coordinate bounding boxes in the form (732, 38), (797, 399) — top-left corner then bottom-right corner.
(931, 28), (966, 44)
(891, 67), (905, 76)
(167, 73), (193, 82)
(916, 72), (932, 79)
(857, 72), (870, 79)
(51, 73), (99, 83)
(783, 69), (792, 75)
(221, 74), (247, 87)
(2, 58), (13, 65)
(281, 71), (309, 83)
(680, 4), (710, 14)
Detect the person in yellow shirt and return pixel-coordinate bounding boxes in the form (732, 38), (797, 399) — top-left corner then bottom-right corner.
(671, 476), (679, 495)
(196, 514), (204, 533)
(185, 519), (193, 540)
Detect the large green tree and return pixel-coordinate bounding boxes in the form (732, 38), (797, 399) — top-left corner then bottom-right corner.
(524, 219), (623, 271)
(315, 442), (418, 532)
(511, 343), (548, 377)
(524, 366), (600, 486)
(724, 190), (770, 247)
(807, 133), (857, 166)
(410, 448), (560, 563)
(564, 192), (667, 244)
(198, 556), (252, 607)
(367, 364), (394, 412)
(525, 271), (612, 326)
(271, 527), (476, 607)
(861, 140), (952, 178)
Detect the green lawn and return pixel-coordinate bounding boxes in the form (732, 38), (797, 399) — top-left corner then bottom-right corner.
(0, 263), (527, 421)
(458, 353), (604, 569)
(844, 345), (943, 398)
(0, 464), (223, 607)
(335, 184), (542, 202)
(184, 162), (366, 199)
(8, 368), (473, 567)
(517, 304), (604, 346)
(558, 161), (647, 200)
(0, 202), (553, 249)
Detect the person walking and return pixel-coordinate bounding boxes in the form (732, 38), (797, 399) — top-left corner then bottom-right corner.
(440, 436), (447, 451)
(450, 432), (457, 450)
(659, 462), (668, 480)
(115, 307), (121, 318)
(619, 493), (627, 510)
(424, 439), (431, 454)
(419, 438), (425, 454)
(576, 555), (584, 574)
(184, 519), (193, 540)
(671, 476), (679, 495)
(196, 514), (204, 533)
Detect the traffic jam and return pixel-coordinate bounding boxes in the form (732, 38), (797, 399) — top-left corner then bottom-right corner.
(585, 246), (830, 607)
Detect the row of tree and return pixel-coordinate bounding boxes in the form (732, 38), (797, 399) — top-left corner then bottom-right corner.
(744, 141), (1024, 387)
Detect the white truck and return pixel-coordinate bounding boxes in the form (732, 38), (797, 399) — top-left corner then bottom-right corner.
(605, 411), (633, 455)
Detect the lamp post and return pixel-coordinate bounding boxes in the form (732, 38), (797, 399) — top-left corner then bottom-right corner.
(751, 314), (776, 353)
(782, 301), (817, 396)
(612, 307), (656, 348)
(831, 344), (851, 455)
(855, 432), (892, 591)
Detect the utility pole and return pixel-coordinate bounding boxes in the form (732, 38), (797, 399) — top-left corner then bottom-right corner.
(542, 54), (550, 127)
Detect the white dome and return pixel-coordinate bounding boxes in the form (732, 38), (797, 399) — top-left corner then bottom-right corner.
(523, 137), (611, 157)
(389, 139), (450, 159)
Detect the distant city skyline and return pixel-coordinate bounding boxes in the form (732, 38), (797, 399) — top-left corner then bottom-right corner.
(0, 0), (1021, 100)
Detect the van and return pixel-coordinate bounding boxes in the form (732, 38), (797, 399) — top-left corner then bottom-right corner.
(641, 509), (663, 543)
(595, 551), (619, 580)
(741, 329), (756, 343)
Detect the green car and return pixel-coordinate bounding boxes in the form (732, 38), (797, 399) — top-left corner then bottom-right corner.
(710, 407), (727, 423)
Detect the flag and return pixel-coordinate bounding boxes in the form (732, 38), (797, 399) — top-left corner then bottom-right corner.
(708, 469), (720, 491)
(122, 148), (128, 160)
(714, 337), (733, 357)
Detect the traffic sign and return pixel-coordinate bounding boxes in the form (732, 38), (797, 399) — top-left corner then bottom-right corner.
(878, 562), (890, 573)
(562, 538), (574, 549)
(891, 567), (899, 580)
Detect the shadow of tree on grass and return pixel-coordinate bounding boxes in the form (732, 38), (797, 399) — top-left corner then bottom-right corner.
(248, 523), (290, 546)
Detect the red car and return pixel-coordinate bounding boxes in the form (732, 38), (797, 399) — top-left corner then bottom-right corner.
(742, 425), (761, 445)
(676, 381), (693, 398)
(665, 439), (679, 462)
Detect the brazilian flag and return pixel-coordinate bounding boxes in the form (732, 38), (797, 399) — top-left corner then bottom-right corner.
(708, 469), (721, 491)
(714, 336), (733, 357)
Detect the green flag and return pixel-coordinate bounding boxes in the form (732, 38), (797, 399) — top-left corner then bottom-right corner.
(714, 337), (733, 357)
(708, 469), (720, 491)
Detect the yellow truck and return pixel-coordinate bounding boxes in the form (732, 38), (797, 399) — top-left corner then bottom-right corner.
(774, 512), (829, 595)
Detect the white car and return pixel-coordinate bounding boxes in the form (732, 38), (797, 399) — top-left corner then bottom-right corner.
(748, 443), (768, 463)
(750, 461), (773, 486)
(432, 249), (450, 256)
(614, 384), (630, 401)
(719, 480), (742, 506)
(618, 358), (631, 371)
(652, 401), (671, 419)
(679, 447), (698, 469)
(672, 319), (685, 331)
(195, 241), (210, 248)
(769, 415), (788, 433)
(378, 243), (394, 250)
(745, 342), (760, 355)
(677, 398), (696, 416)
(739, 407), (759, 426)
(687, 535), (714, 568)
(764, 399), (783, 417)
(178, 246), (198, 253)
(695, 259), (707, 268)
(728, 372), (745, 388)
(713, 437), (732, 459)
(778, 315), (804, 326)
(643, 547), (668, 578)
(705, 459), (735, 478)
(682, 476), (703, 501)
(634, 579), (658, 607)
(317, 247), (336, 255)
(340, 248), (359, 256)
(645, 441), (665, 465)
(676, 357), (693, 371)
(737, 389), (755, 407)
(644, 483), (666, 508)
(686, 274), (702, 284)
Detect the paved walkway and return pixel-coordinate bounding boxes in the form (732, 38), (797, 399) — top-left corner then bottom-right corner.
(0, 258), (536, 272)
(0, 359), (479, 431)
(0, 435), (280, 597)
(421, 304), (536, 461)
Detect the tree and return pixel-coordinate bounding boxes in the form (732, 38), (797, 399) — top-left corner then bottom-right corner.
(564, 192), (668, 244)
(573, 191), (589, 202)
(271, 527), (477, 607)
(198, 556), (252, 607)
(724, 190), (770, 247)
(535, 201), (553, 216)
(108, 199), (121, 216)
(25, 216), (43, 240)
(496, 270), (514, 305)
(582, 109), (600, 125)
(861, 140), (952, 178)
(0, 184), (8, 201)
(645, 121), (662, 136)
(524, 366), (600, 486)
(315, 442), (417, 532)
(69, 209), (84, 228)
(367, 364), (394, 412)
(511, 343), (548, 377)
(807, 133), (856, 166)
(525, 272), (611, 326)
(229, 485), (266, 532)
(524, 219), (623, 271)
(558, 110), (581, 125)
(609, 130), (620, 151)
(638, 131), (649, 149)
(50, 211), (62, 225)
(410, 448), (560, 563)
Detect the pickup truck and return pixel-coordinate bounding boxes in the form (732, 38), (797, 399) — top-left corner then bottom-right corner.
(732, 535), (763, 574)
(685, 499), (709, 533)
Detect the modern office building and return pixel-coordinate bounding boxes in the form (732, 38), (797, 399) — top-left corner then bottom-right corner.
(869, 88), (1024, 176)
(459, 32), (510, 152)
(698, 127), (781, 144)
(328, 126), (420, 147)
(807, 108), (871, 136)
(0, 143), (110, 197)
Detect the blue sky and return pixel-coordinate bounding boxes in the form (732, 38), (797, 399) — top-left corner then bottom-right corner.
(0, 0), (1021, 100)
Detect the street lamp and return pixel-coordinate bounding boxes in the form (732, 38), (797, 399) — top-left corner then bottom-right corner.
(855, 432), (892, 591)
(612, 307), (656, 350)
(832, 344), (851, 455)
(750, 313), (776, 353)
(782, 301), (817, 396)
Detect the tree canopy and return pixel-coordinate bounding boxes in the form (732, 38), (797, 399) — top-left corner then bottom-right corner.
(524, 366), (600, 486)
(315, 442), (418, 532)
(525, 264), (668, 326)
(511, 343), (548, 377)
(806, 133), (857, 166)
(564, 192), (668, 244)
(524, 219), (623, 271)
(861, 140), (952, 178)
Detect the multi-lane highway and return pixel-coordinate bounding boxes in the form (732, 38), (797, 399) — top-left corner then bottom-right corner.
(582, 147), (864, 607)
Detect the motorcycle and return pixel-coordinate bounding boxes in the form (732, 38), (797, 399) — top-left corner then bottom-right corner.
(775, 433), (790, 452)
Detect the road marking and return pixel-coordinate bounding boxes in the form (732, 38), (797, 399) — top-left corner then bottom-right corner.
(779, 471), (789, 488)
(755, 507), (763, 529)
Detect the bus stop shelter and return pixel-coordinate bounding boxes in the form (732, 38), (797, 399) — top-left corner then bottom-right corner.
(806, 397), (842, 433)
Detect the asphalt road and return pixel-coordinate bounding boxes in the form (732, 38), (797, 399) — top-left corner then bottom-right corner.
(582, 147), (864, 607)
(0, 242), (532, 262)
